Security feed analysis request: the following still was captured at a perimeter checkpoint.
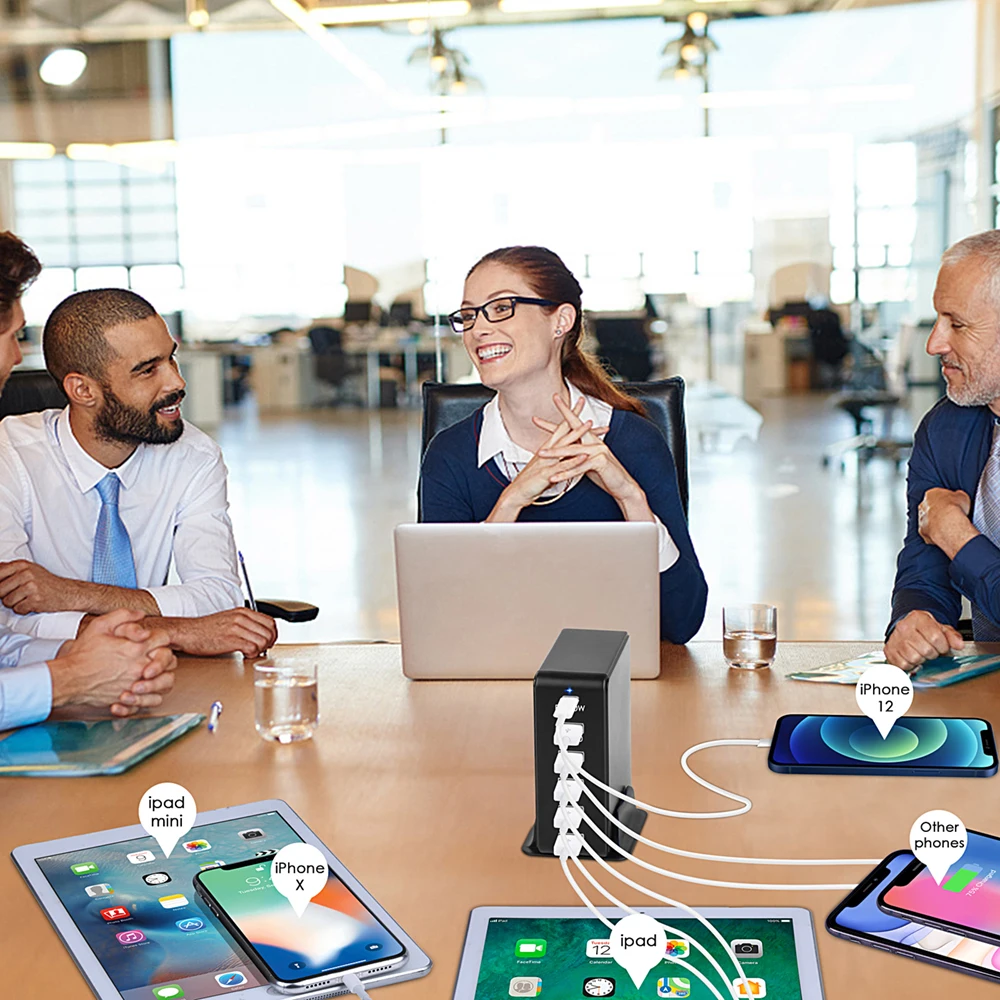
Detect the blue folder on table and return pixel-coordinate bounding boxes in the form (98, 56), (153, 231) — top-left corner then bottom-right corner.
(0, 713), (203, 776)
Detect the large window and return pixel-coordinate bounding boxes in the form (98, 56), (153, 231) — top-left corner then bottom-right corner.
(830, 143), (918, 306)
(14, 155), (179, 269)
(13, 155), (183, 324)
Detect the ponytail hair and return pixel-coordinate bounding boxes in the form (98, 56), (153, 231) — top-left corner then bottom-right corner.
(467, 245), (646, 416)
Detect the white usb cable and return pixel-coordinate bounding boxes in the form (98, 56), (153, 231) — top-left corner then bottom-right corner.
(556, 768), (752, 1000)
(553, 697), (756, 820)
(551, 712), (880, 869)
(341, 972), (373, 1000)
(557, 821), (740, 1000)
(549, 695), (875, 1000)
(554, 729), (877, 887)
(567, 850), (743, 1000)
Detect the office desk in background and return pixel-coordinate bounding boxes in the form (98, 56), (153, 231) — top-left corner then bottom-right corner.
(3, 641), (999, 998)
(342, 328), (464, 409)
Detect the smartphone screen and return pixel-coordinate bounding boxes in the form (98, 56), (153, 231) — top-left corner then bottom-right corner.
(880, 831), (1000, 943)
(827, 851), (1000, 982)
(196, 857), (406, 986)
(768, 715), (996, 773)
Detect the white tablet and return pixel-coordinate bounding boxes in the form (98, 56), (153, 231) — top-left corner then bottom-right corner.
(12, 799), (431, 1000)
(452, 905), (824, 999)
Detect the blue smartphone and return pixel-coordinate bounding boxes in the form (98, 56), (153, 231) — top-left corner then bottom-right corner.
(826, 851), (1000, 985)
(767, 714), (997, 776)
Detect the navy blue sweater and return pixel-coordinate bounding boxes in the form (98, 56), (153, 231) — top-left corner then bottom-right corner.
(418, 407), (708, 644)
(890, 396), (1000, 635)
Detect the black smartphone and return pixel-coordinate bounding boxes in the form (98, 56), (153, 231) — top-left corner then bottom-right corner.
(878, 829), (1000, 946)
(826, 850), (1000, 985)
(194, 855), (407, 990)
(767, 714), (998, 776)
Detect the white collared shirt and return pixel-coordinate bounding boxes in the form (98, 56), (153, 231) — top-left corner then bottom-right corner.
(0, 633), (64, 731)
(477, 382), (679, 571)
(0, 408), (244, 640)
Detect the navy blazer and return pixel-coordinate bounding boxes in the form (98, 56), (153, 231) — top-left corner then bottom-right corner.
(890, 396), (999, 634)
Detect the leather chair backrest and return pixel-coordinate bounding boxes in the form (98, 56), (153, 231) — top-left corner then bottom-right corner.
(0, 369), (67, 419)
(420, 377), (689, 515)
(308, 326), (343, 354)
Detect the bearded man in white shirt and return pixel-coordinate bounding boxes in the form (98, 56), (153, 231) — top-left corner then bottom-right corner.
(0, 231), (177, 730)
(0, 286), (277, 657)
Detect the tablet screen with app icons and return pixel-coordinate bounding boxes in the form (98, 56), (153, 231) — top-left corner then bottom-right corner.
(476, 916), (803, 999)
(34, 811), (302, 1000)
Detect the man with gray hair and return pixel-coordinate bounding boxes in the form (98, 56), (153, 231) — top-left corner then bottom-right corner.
(886, 229), (1000, 669)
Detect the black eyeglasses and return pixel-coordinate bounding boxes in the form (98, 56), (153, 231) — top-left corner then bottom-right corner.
(447, 296), (556, 333)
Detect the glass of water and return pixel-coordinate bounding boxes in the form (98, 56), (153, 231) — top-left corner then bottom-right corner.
(723, 604), (777, 670)
(254, 659), (319, 743)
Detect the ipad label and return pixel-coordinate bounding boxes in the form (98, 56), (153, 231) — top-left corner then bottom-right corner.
(610, 913), (667, 988)
(139, 782), (197, 859)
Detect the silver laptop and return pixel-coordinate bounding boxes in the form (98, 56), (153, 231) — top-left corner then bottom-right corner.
(394, 521), (660, 679)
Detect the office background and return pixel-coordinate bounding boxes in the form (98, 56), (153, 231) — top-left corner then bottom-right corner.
(0, 0), (992, 643)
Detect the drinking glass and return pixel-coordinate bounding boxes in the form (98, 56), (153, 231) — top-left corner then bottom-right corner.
(254, 660), (319, 743)
(723, 604), (777, 670)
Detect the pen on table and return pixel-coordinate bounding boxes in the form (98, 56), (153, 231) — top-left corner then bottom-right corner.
(238, 550), (258, 613)
(208, 700), (223, 733)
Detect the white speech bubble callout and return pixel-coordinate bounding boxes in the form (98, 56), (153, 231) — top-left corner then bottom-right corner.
(270, 843), (328, 918)
(910, 810), (968, 885)
(609, 913), (667, 989)
(138, 782), (196, 859)
(856, 663), (913, 739)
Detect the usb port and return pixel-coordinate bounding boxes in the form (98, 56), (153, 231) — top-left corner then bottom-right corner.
(554, 752), (584, 775)
(553, 778), (583, 802)
(553, 723), (584, 747)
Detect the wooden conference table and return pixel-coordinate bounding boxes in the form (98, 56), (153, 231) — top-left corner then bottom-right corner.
(3, 640), (1000, 999)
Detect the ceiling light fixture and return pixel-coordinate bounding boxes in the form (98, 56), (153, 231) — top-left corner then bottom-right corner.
(499, 0), (660, 11)
(0, 143), (56, 159)
(39, 48), (87, 86)
(186, 0), (210, 28)
(660, 15), (717, 81)
(408, 28), (482, 97)
(67, 140), (179, 164)
(312, 1), (469, 24)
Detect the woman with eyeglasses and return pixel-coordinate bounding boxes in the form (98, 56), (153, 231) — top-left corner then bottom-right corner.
(419, 245), (707, 644)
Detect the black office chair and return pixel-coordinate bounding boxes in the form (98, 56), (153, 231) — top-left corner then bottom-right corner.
(822, 339), (912, 472)
(0, 369), (67, 417)
(308, 325), (365, 406)
(420, 377), (689, 516)
(0, 370), (317, 623)
(591, 316), (654, 382)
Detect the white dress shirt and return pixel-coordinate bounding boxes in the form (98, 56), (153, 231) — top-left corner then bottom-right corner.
(0, 408), (243, 640)
(0, 632), (63, 730)
(477, 382), (679, 571)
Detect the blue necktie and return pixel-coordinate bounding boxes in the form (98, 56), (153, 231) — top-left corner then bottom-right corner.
(972, 425), (1000, 640)
(91, 472), (138, 589)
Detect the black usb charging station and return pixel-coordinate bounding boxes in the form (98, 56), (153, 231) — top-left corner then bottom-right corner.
(522, 628), (647, 859)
